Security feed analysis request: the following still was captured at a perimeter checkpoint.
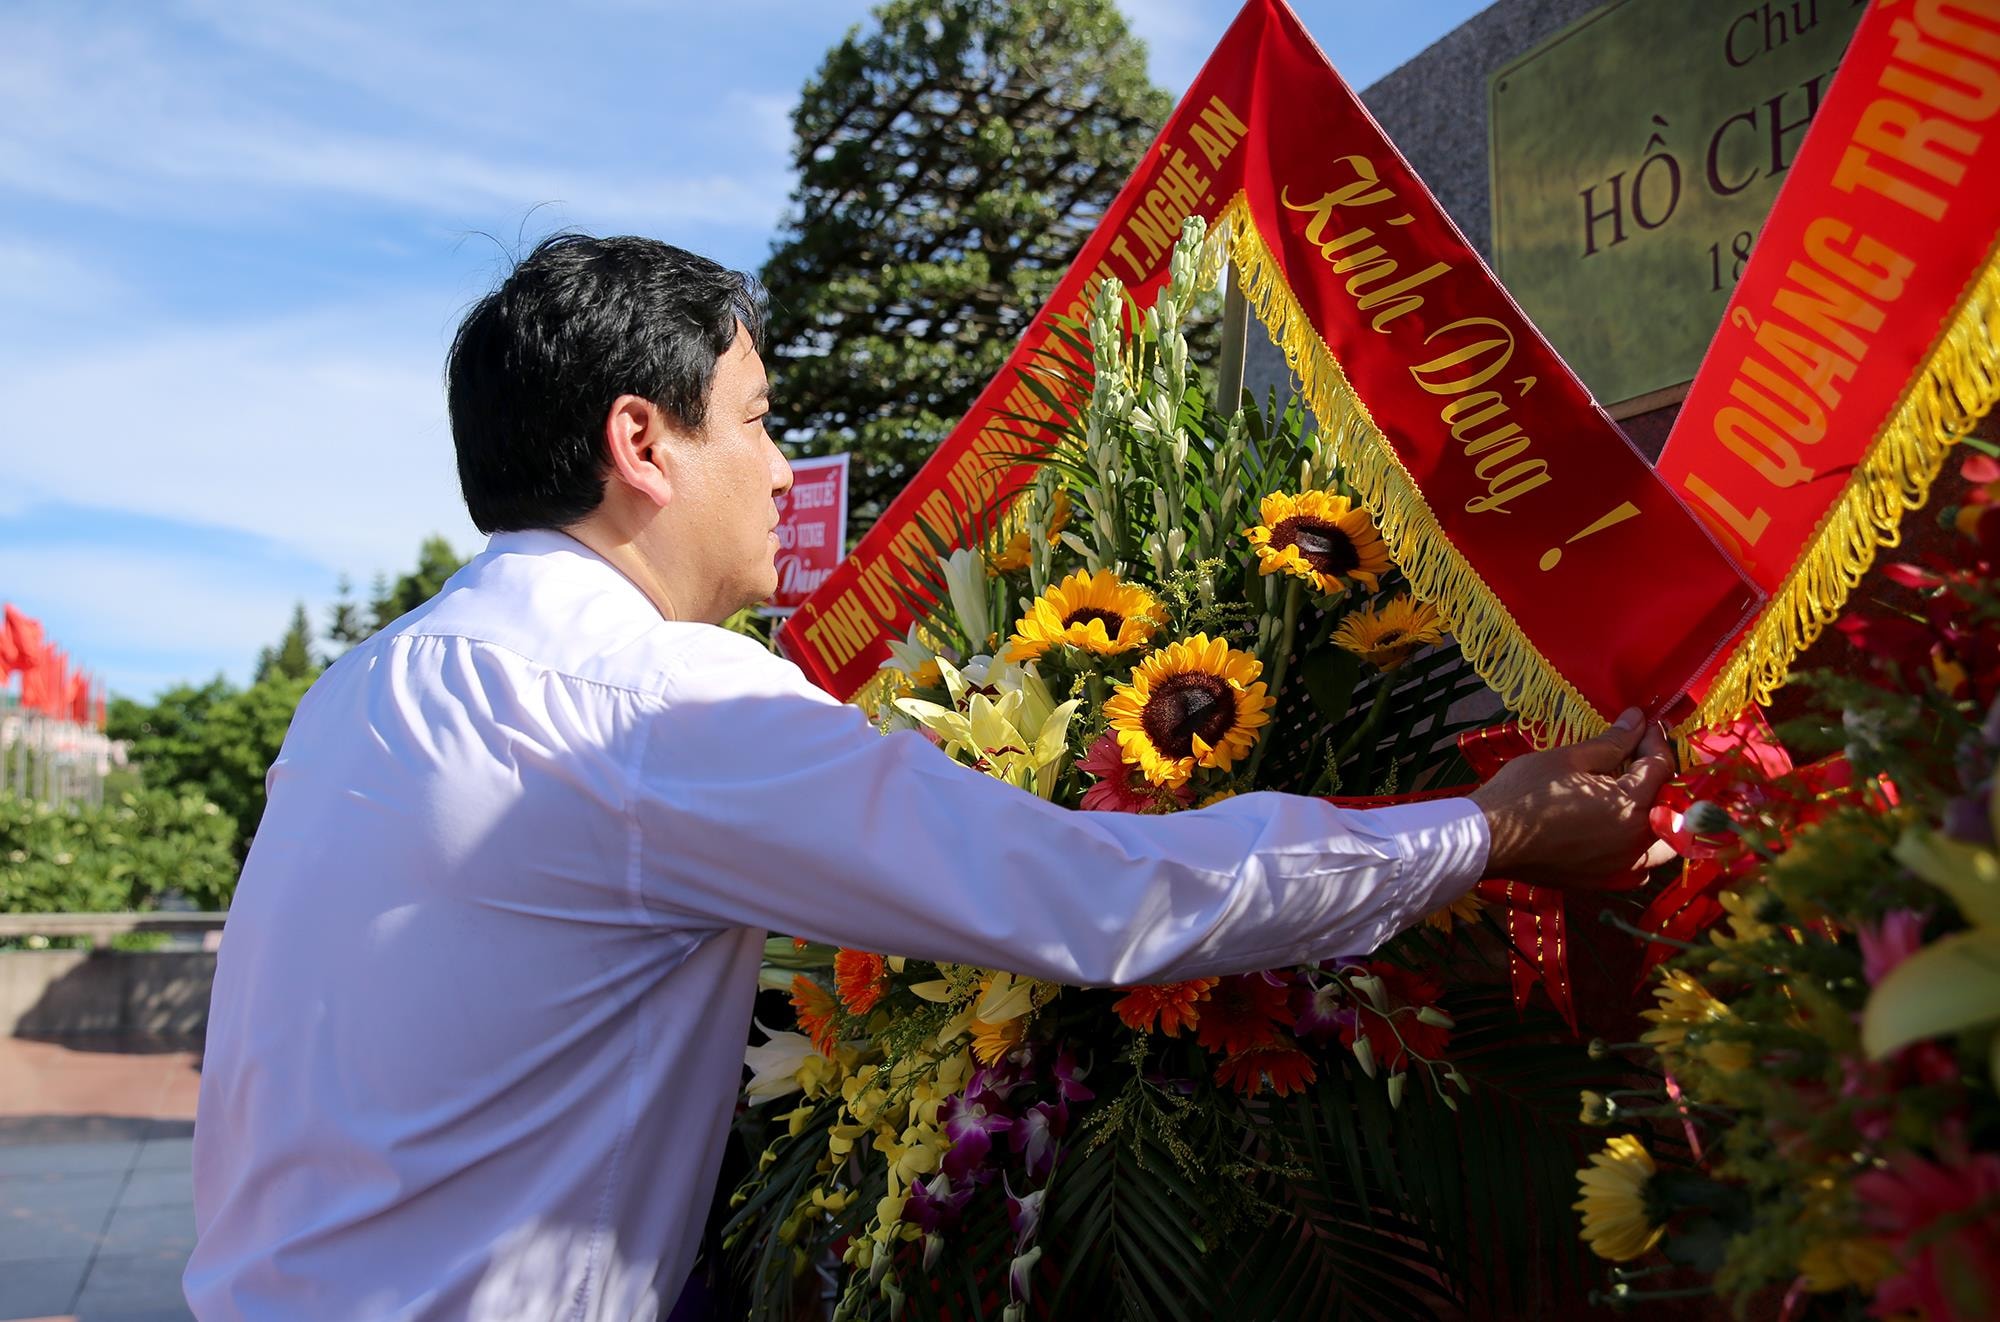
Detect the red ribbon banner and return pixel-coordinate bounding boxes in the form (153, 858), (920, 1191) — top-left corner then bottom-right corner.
(781, 0), (1763, 746)
(1659, 0), (2000, 726)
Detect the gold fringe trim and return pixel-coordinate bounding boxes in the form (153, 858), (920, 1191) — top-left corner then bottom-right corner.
(1687, 241), (2000, 733)
(1220, 195), (1606, 747)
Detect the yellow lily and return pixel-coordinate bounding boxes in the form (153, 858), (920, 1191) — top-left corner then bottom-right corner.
(895, 657), (1081, 798)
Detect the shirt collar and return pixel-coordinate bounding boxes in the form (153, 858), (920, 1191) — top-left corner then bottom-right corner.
(483, 528), (668, 620)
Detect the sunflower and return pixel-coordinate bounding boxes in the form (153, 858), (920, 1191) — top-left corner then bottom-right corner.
(1574, 1135), (1665, 1261)
(1248, 490), (1391, 594)
(834, 949), (890, 1015)
(1421, 890), (1486, 932)
(1004, 570), (1162, 663)
(1332, 595), (1446, 672)
(1112, 978), (1217, 1036)
(1104, 634), (1274, 788)
(988, 490), (1072, 574)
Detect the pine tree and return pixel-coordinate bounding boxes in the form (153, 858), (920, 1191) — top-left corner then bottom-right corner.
(367, 536), (465, 632)
(255, 604), (319, 684)
(761, 0), (1169, 528)
(325, 576), (369, 654)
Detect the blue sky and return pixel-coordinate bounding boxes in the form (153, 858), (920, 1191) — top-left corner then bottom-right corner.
(0, 0), (1490, 701)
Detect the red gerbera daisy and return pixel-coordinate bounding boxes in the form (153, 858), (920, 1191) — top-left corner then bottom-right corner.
(790, 974), (840, 1056)
(1195, 973), (1291, 1056)
(1339, 961), (1449, 1071)
(1215, 1041), (1317, 1098)
(1078, 733), (1195, 814)
(1112, 977), (1217, 1036)
(834, 949), (890, 1015)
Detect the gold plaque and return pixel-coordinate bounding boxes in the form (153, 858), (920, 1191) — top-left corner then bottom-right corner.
(1489, 0), (1865, 410)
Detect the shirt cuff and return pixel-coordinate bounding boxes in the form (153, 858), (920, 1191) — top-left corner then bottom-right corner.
(1359, 797), (1490, 923)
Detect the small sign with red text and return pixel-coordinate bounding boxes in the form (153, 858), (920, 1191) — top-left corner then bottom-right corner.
(763, 453), (850, 616)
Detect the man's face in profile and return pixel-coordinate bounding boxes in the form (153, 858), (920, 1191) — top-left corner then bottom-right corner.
(662, 325), (794, 621)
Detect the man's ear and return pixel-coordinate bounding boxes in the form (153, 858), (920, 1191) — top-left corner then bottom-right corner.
(603, 394), (675, 510)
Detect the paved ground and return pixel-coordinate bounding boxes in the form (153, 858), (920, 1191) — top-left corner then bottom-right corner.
(0, 1035), (201, 1322)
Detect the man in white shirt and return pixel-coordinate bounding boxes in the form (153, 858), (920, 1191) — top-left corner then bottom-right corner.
(187, 235), (1672, 1320)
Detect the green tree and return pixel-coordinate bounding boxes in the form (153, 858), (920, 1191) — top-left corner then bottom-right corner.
(108, 673), (313, 858)
(254, 602), (319, 684)
(367, 535), (465, 632)
(326, 575), (369, 653)
(761, 0), (1169, 528)
(102, 535), (464, 859)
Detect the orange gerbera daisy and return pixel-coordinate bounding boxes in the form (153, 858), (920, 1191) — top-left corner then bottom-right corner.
(790, 974), (840, 1056)
(1112, 978), (1218, 1036)
(970, 1015), (1025, 1066)
(1195, 974), (1291, 1056)
(834, 949), (890, 1015)
(1215, 1042), (1318, 1098)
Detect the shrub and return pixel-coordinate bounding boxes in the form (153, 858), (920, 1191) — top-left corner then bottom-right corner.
(0, 787), (240, 914)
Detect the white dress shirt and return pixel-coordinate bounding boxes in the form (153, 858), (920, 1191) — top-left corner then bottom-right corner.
(186, 528), (1488, 1321)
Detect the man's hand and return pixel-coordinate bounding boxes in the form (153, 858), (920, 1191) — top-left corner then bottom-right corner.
(1467, 708), (1676, 888)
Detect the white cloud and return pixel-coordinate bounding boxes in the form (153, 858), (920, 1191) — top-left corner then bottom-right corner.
(1120, 0), (1219, 95)
(0, 237), (127, 315)
(0, 543), (327, 697)
(0, 5), (792, 236)
(0, 296), (481, 580)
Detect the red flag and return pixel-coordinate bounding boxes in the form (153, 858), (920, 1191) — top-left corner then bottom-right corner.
(34, 646), (68, 718)
(2, 605), (42, 681)
(68, 670), (90, 724)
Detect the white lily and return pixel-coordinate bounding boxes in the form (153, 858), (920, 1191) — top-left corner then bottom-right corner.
(940, 547), (992, 651)
(743, 1026), (823, 1103)
(879, 624), (940, 677)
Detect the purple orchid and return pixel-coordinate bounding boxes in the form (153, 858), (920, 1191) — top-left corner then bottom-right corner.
(1008, 1244), (1044, 1306)
(1005, 1179), (1044, 1249)
(1291, 979), (1358, 1041)
(940, 1087), (1015, 1184)
(1010, 1099), (1069, 1180)
(966, 1060), (1023, 1102)
(906, 1171), (975, 1272)
(906, 1171), (973, 1235)
(1051, 1048), (1095, 1103)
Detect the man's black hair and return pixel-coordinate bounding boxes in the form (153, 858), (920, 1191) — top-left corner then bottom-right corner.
(446, 234), (767, 533)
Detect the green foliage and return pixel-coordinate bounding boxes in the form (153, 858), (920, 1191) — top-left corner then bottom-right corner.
(254, 602), (320, 684)
(105, 535), (465, 857)
(761, 0), (1170, 529)
(326, 537), (468, 656)
(109, 673), (314, 856)
(0, 788), (239, 913)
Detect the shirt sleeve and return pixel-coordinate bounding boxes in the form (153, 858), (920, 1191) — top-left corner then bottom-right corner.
(630, 632), (1488, 986)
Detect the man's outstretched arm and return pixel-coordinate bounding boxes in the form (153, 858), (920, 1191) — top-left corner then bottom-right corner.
(633, 633), (1668, 985)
